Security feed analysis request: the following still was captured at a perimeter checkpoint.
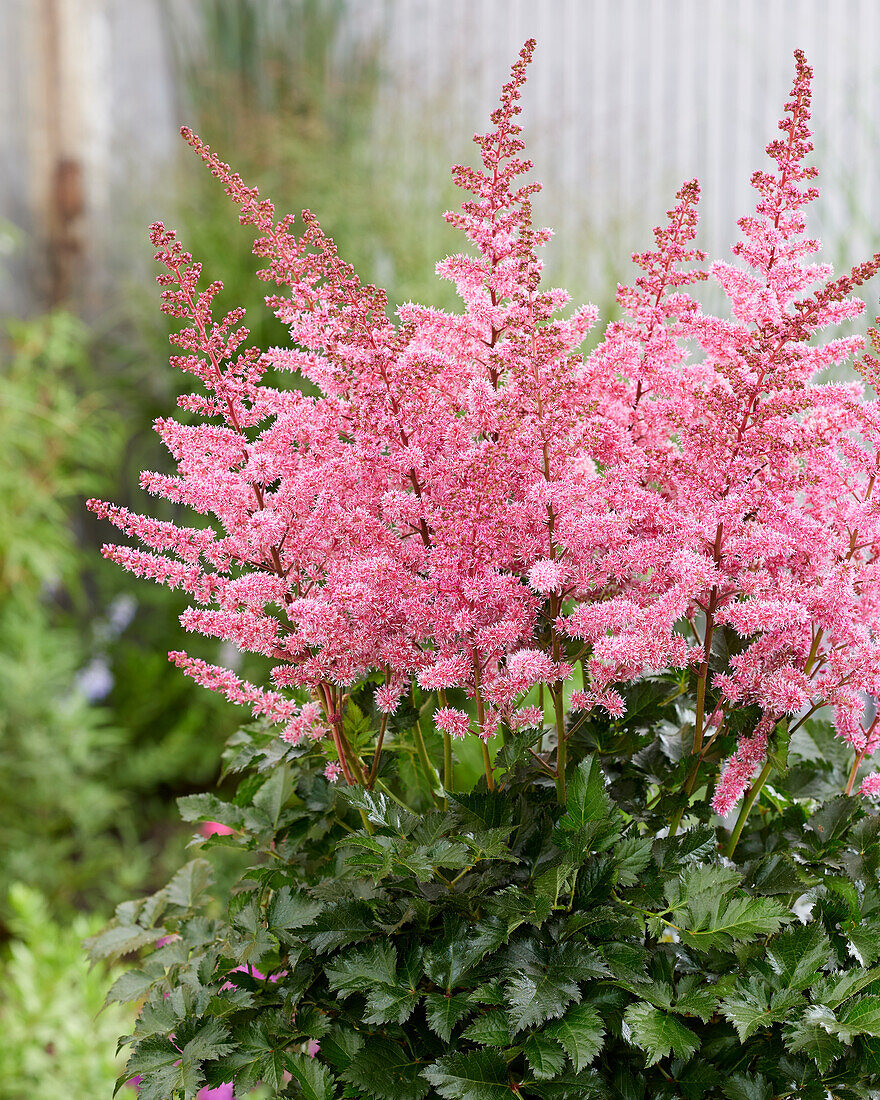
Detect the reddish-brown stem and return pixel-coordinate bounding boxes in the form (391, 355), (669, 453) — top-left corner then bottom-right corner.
(472, 650), (495, 791)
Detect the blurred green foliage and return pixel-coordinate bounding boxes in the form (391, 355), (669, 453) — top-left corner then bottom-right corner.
(0, 884), (133, 1097)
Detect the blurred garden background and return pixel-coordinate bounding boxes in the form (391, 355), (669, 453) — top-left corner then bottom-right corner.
(1, 0), (880, 1094)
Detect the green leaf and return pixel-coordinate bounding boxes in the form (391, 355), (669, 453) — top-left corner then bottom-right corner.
(766, 923), (830, 991)
(424, 992), (473, 1042)
(423, 1050), (511, 1100)
(286, 1053), (338, 1100)
(653, 826), (716, 870)
(784, 1006), (845, 1070)
(721, 986), (803, 1041)
(340, 1036), (429, 1100)
(165, 859), (214, 909)
(228, 900), (275, 966)
(524, 1069), (604, 1098)
(524, 1033), (567, 1079)
(307, 899), (375, 954)
(448, 790), (514, 830)
(504, 940), (605, 1033)
(811, 966), (880, 1009)
(461, 1009), (511, 1047)
(325, 942), (397, 998)
(104, 968), (155, 1007)
(543, 1003), (605, 1070)
(746, 852), (812, 895)
(554, 757), (620, 852)
(839, 994), (880, 1039)
(124, 1021), (233, 1100)
(337, 787), (418, 835)
(721, 1073), (773, 1100)
(423, 917), (507, 991)
(623, 1003), (699, 1066)
(84, 922), (165, 962)
(178, 792), (244, 831)
(767, 717), (790, 774)
(665, 868), (788, 951)
(319, 1026), (363, 1072)
(507, 971), (581, 1032)
(250, 762), (294, 830)
(181, 1019), (234, 1063)
(267, 886), (323, 937)
(673, 985), (718, 1022)
(214, 1015), (295, 1093)
(612, 835), (652, 887)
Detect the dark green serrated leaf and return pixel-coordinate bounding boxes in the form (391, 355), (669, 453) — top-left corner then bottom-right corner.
(267, 885), (323, 936)
(85, 923), (165, 962)
(286, 1053), (338, 1100)
(721, 985), (804, 1041)
(166, 859), (214, 909)
(461, 1009), (511, 1047)
(721, 1072), (773, 1100)
(784, 1006), (845, 1070)
(543, 1003), (605, 1071)
(307, 900), (375, 954)
(623, 1003), (699, 1066)
(839, 994), (880, 1039)
(613, 835), (652, 886)
(423, 1050), (510, 1100)
(524, 1033), (567, 1079)
(325, 942), (397, 997)
(340, 1036), (429, 1100)
(766, 923), (829, 991)
(424, 992), (473, 1041)
(104, 967), (155, 1006)
(178, 793), (245, 831)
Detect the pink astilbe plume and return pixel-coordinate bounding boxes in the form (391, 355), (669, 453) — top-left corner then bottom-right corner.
(90, 43), (880, 813)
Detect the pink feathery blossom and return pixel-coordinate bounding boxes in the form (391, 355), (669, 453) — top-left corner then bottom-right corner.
(434, 707), (471, 740)
(510, 706), (544, 730)
(528, 559), (569, 593)
(90, 42), (880, 814)
(858, 773), (880, 798)
(712, 730), (770, 817)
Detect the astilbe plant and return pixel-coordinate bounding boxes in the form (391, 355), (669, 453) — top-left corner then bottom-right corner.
(88, 42), (880, 1100)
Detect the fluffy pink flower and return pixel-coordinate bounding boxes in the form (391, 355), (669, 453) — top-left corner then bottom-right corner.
(434, 707), (471, 740)
(859, 773), (880, 798)
(510, 706), (543, 730)
(324, 762), (343, 783)
(528, 559), (569, 594)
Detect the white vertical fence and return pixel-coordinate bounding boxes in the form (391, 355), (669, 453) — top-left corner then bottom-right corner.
(2, 0), (879, 318)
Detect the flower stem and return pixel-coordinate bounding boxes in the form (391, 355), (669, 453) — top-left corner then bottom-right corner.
(722, 759), (774, 859)
(443, 732), (454, 794)
(412, 713), (443, 805)
(366, 714), (388, 790)
(472, 650), (495, 791)
(553, 684), (567, 804)
(845, 747), (868, 796)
